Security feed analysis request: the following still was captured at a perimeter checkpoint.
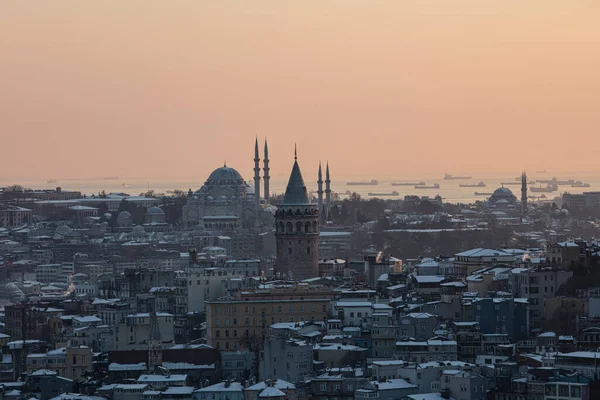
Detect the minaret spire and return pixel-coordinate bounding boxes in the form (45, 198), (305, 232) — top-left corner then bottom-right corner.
(254, 137), (261, 210)
(317, 162), (324, 224)
(521, 171), (528, 217)
(325, 161), (331, 222)
(294, 143), (297, 160)
(263, 139), (270, 203)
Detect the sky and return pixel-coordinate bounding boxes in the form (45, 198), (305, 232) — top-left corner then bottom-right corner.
(1, 1), (600, 182)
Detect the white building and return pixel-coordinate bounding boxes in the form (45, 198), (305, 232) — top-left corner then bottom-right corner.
(114, 312), (175, 351)
(35, 263), (75, 284)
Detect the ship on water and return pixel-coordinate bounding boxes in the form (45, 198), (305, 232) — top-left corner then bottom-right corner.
(474, 192), (493, 196)
(104, 176), (119, 180)
(347, 179), (378, 186)
(46, 179), (58, 184)
(444, 174), (472, 180)
(459, 181), (486, 188)
(391, 181), (425, 186)
(415, 183), (440, 189)
(571, 181), (591, 188)
(122, 183), (131, 188)
(368, 191), (399, 196)
(536, 177), (583, 185)
(530, 184), (558, 193)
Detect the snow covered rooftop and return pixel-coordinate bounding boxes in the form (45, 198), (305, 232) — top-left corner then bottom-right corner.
(455, 248), (512, 257)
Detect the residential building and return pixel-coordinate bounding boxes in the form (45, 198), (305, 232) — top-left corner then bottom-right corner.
(205, 296), (330, 351)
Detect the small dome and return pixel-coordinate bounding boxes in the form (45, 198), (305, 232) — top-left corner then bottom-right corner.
(55, 225), (72, 235)
(118, 211), (132, 219)
(132, 225), (146, 237)
(117, 211), (133, 227)
(207, 196), (214, 201)
(219, 195), (228, 201)
(147, 207), (165, 215)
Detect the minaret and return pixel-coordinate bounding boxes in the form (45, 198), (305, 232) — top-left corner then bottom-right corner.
(317, 162), (324, 224)
(325, 162), (331, 222)
(263, 139), (270, 203)
(147, 311), (162, 372)
(521, 171), (528, 216)
(274, 146), (319, 280)
(254, 138), (261, 210)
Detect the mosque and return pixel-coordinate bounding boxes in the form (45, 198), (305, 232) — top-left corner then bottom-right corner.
(182, 139), (332, 263)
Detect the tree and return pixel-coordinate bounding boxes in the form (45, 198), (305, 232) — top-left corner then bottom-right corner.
(239, 333), (263, 381)
(4, 184), (24, 192)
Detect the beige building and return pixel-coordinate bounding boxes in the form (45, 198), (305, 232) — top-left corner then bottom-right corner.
(26, 346), (93, 380)
(205, 293), (331, 351)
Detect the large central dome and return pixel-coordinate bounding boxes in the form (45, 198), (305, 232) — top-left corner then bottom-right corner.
(489, 186), (517, 204)
(206, 166), (244, 185)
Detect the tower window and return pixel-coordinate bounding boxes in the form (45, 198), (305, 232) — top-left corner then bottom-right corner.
(288, 247), (292, 254)
(307, 247), (311, 254)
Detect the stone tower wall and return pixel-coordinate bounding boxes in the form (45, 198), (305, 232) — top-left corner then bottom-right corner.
(275, 206), (319, 280)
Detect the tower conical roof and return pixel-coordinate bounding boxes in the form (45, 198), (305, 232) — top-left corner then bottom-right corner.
(282, 158), (311, 205)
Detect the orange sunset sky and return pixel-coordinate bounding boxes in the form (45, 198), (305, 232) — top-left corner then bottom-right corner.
(1, 1), (599, 181)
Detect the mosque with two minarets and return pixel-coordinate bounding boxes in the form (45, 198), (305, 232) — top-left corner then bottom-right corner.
(183, 139), (332, 268)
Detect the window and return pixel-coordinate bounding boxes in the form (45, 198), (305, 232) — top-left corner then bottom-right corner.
(320, 384), (327, 392)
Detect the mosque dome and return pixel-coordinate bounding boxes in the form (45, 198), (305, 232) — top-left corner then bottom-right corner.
(147, 207), (165, 215)
(117, 211), (133, 227)
(132, 225), (146, 238)
(146, 207), (166, 224)
(489, 186), (517, 205)
(206, 166), (244, 184)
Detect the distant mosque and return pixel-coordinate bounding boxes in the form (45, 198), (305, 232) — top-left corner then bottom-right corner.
(487, 172), (528, 216)
(182, 139), (333, 262)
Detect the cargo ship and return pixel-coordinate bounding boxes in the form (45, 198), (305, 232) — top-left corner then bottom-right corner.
(500, 182), (521, 186)
(530, 184), (558, 193)
(415, 183), (440, 189)
(537, 177), (582, 185)
(347, 179), (378, 186)
(392, 181), (425, 186)
(459, 181), (486, 188)
(368, 191), (399, 196)
(444, 174), (472, 180)
(571, 181), (591, 188)
(474, 192), (493, 196)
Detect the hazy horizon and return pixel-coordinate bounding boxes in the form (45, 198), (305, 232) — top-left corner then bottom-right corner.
(2, 1), (600, 181)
